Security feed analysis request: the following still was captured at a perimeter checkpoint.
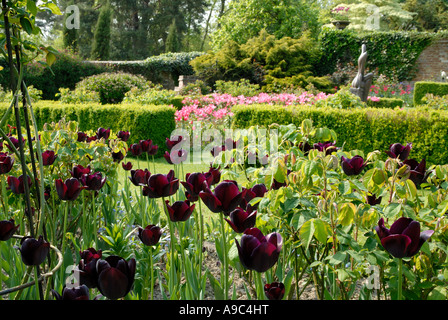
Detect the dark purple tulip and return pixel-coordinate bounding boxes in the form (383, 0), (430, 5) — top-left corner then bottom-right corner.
(166, 136), (184, 151)
(147, 144), (159, 156)
(96, 127), (110, 140)
(181, 172), (212, 202)
(96, 255), (136, 300)
(375, 217), (434, 258)
(6, 136), (23, 152)
(86, 135), (97, 142)
(7, 175), (32, 194)
(142, 170), (179, 198)
(139, 139), (152, 153)
(0, 219), (19, 241)
(313, 141), (337, 154)
(77, 132), (88, 142)
(243, 183), (268, 210)
(264, 282), (285, 300)
(386, 143), (412, 161)
(205, 166), (221, 185)
(80, 172), (107, 191)
(19, 235), (50, 266)
(224, 207), (257, 233)
(122, 161), (133, 171)
(0, 152), (14, 174)
(403, 158), (427, 188)
(165, 200), (195, 222)
(137, 225), (162, 246)
(163, 149), (187, 165)
(341, 155), (366, 176)
(128, 169), (151, 186)
(71, 165), (91, 179)
(117, 131), (130, 142)
(271, 178), (286, 190)
(112, 151), (125, 163)
(129, 143), (143, 157)
(41, 150), (57, 166)
(199, 180), (247, 215)
(236, 227), (282, 273)
(55, 178), (86, 201)
(52, 285), (90, 300)
(298, 141), (312, 154)
(366, 193), (382, 206)
(75, 248), (102, 288)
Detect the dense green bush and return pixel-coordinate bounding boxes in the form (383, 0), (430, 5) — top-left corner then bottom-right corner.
(0, 101), (176, 155)
(317, 29), (437, 81)
(123, 86), (184, 109)
(420, 93), (448, 109)
(366, 97), (405, 109)
(75, 72), (149, 104)
(413, 81), (448, 106)
(215, 79), (260, 97)
(231, 103), (448, 165)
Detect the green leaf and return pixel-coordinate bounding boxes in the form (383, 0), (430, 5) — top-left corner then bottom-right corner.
(313, 218), (331, 244)
(27, 0), (38, 16)
(46, 52), (57, 67)
(299, 219), (315, 251)
(337, 202), (356, 226)
(44, 2), (62, 15)
(428, 286), (447, 300)
(20, 17), (33, 35)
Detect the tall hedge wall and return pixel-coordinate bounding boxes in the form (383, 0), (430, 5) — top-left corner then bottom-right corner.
(231, 104), (448, 165)
(0, 102), (176, 155)
(413, 81), (448, 106)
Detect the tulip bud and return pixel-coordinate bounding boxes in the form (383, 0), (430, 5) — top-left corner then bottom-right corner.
(19, 236), (50, 266)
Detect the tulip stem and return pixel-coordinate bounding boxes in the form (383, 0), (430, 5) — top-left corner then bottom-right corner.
(397, 257), (403, 300)
(219, 212), (229, 300)
(163, 197), (178, 299)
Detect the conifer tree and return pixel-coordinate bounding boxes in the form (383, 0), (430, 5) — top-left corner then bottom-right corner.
(90, 1), (111, 60)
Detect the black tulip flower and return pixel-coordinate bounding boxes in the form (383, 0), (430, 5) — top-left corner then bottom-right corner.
(341, 155), (366, 176)
(96, 255), (136, 300)
(19, 235), (50, 266)
(41, 150), (57, 166)
(77, 132), (88, 142)
(163, 149), (188, 165)
(139, 139), (152, 153)
(264, 282), (285, 300)
(129, 143), (143, 157)
(0, 152), (14, 174)
(0, 219), (19, 241)
(7, 175), (32, 194)
(270, 178), (286, 190)
(96, 127), (110, 140)
(313, 141), (337, 154)
(112, 151), (125, 163)
(199, 180), (247, 215)
(75, 248), (102, 288)
(117, 131), (130, 142)
(236, 227), (282, 273)
(243, 183), (268, 210)
(55, 178), (86, 201)
(403, 158), (427, 188)
(166, 136), (184, 151)
(122, 161), (133, 171)
(224, 207), (257, 233)
(366, 193), (382, 206)
(128, 169), (151, 186)
(386, 143), (412, 161)
(80, 172), (107, 191)
(52, 285), (90, 300)
(71, 164), (91, 179)
(205, 166), (221, 185)
(86, 135), (97, 142)
(181, 172), (212, 202)
(147, 144), (159, 156)
(137, 225), (162, 246)
(165, 200), (195, 222)
(142, 170), (179, 198)
(375, 217), (434, 259)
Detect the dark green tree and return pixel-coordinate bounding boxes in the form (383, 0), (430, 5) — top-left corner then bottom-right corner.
(165, 19), (181, 53)
(90, 1), (112, 60)
(62, 0), (78, 52)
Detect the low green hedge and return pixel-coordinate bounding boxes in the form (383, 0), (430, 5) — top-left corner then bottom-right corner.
(414, 81), (448, 106)
(366, 97), (404, 109)
(0, 101), (176, 156)
(231, 104), (448, 165)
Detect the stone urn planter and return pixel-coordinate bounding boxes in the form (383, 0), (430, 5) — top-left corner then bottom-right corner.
(332, 20), (350, 30)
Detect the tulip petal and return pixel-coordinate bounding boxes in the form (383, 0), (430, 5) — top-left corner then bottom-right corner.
(381, 234), (412, 258)
(389, 217), (413, 235)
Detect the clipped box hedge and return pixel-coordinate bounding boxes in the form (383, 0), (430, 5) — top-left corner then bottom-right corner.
(414, 81), (448, 106)
(366, 97), (404, 109)
(0, 101), (176, 156)
(231, 104), (448, 165)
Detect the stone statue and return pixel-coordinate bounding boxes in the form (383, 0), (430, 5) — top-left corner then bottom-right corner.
(350, 44), (374, 102)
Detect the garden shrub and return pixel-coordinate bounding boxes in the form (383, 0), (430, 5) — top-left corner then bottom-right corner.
(0, 101), (176, 155)
(215, 79), (260, 97)
(365, 97), (404, 109)
(413, 81), (448, 106)
(179, 80), (212, 96)
(419, 93), (448, 110)
(231, 103), (448, 165)
(75, 72), (149, 104)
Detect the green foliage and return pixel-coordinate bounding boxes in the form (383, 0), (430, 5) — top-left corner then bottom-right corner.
(314, 87), (365, 109)
(402, 0), (448, 32)
(413, 81), (448, 106)
(165, 19), (181, 53)
(90, 1), (112, 60)
(191, 30), (332, 91)
(366, 97), (404, 109)
(231, 103), (448, 165)
(317, 29), (437, 81)
(56, 87), (101, 104)
(179, 80), (212, 96)
(215, 79), (260, 97)
(420, 93), (448, 110)
(75, 72), (149, 104)
(0, 101), (176, 155)
(123, 86), (182, 108)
